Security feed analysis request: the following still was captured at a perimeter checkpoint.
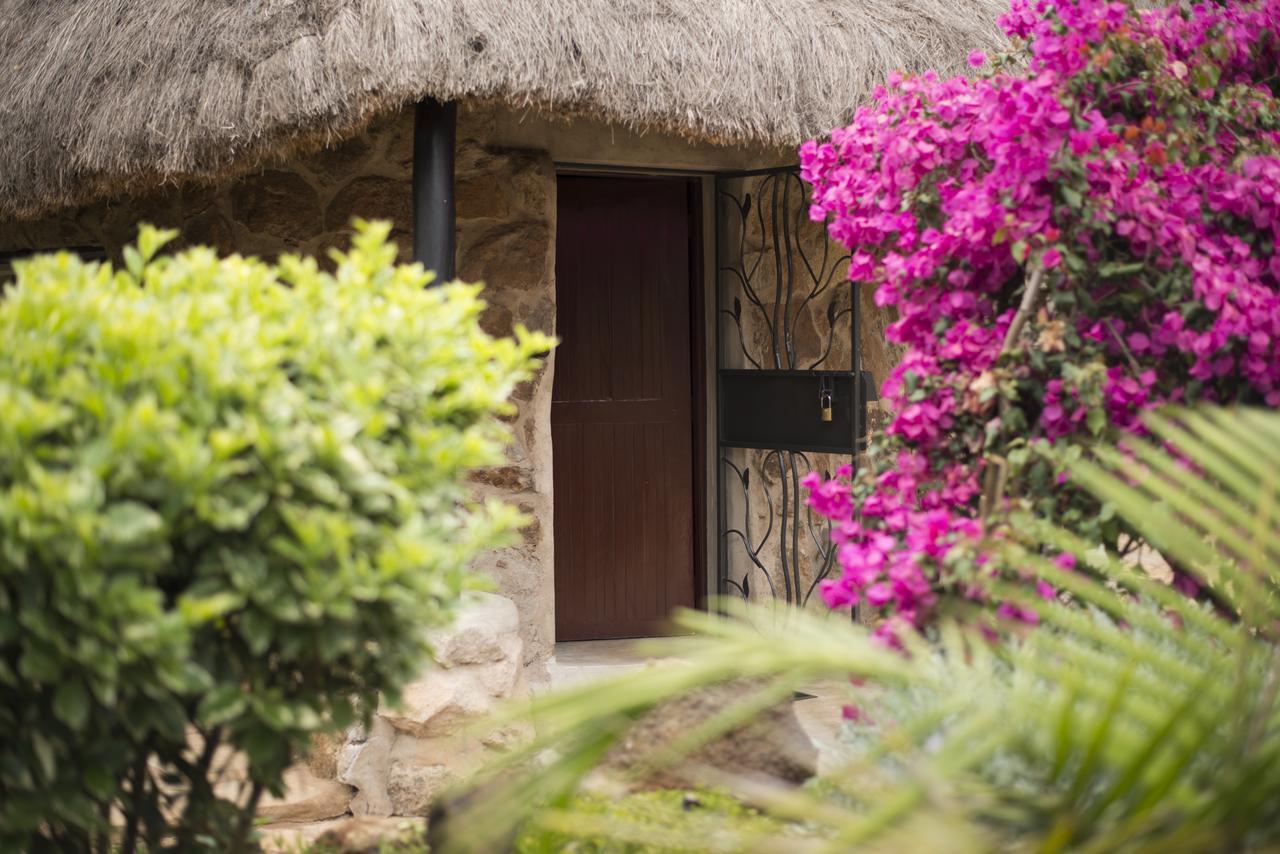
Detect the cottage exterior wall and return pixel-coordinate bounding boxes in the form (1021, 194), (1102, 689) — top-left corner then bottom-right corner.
(0, 102), (901, 667)
(0, 101), (909, 819)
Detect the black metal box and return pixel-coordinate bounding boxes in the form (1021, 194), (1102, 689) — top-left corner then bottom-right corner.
(718, 369), (877, 454)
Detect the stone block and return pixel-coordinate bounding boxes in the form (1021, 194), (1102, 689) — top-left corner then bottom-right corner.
(457, 221), (550, 292)
(519, 514), (542, 550)
(325, 593), (533, 817)
(324, 176), (412, 236)
(386, 761), (457, 817)
(181, 209), (236, 255)
(427, 591), (520, 666)
(337, 718), (396, 817)
(457, 173), (510, 220)
(522, 294), (556, 337)
(455, 138), (496, 176)
(381, 667), (497, 739)
(258, 765), (353, 823)
(602, 680), (818, 790)
(230, 170), (322, 245)
(308, 731), (342, 779)
(311, 816), (425, 853)
(481, 719), (535, 753)
(471, 644), (523, 698)
(380, 113), (414, 170)
(509, 161), (550, 211)
(478, 302), (515, 339)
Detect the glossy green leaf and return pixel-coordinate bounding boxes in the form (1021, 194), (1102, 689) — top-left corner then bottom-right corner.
(53, 681), (89, 731)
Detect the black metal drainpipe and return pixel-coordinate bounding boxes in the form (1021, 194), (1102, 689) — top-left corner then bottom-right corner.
(412, 98), (457, 281)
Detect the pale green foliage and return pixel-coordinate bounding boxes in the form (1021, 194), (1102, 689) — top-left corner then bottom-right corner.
(0, 221), (552, 851)
(514, 790), (799, 853)
(445, 407), (1280, 853)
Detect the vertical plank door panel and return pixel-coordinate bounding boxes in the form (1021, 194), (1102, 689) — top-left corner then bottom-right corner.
(552, 175), (697, 640)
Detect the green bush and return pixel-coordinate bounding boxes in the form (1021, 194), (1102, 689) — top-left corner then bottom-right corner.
(0, 222), (551, 851)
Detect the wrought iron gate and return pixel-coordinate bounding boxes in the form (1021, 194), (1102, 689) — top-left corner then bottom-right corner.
(714, 167), (873, 608)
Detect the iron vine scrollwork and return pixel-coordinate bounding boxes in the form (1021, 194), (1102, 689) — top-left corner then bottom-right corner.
(715, 167), (860, 609)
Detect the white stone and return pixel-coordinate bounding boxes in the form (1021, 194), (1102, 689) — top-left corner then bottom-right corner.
(472, 643), (523, 698)
(258, 765), (353, 823)
(380, 667), (497, 738)
(337, 719), (396, 817)
(331, 592), (532, 818)
(261, 816), (425, 854)
(481, 720), (534, 753)
(427, 591), (519, 667)
(386, 761), (457, 817)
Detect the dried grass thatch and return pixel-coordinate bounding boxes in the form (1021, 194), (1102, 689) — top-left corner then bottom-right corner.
(0, 0), (1007, 219)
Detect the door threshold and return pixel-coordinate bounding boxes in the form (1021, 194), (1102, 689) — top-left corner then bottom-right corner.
(542, 637), (693, 692)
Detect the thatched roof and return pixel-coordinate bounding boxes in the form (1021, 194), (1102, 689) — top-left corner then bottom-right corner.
(0, 0), (1007, 219)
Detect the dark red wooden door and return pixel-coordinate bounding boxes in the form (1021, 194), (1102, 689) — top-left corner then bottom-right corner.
(553, 176), (698, 641)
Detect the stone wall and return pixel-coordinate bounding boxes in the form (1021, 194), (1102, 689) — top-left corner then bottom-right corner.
(0, 100), (902, 654)
(337, 592), (532, 817)
(0, 103), (559, 664)
(207, 592), (531, 823)
(449, 111), (558, 665)
(0, 98), (906, 828)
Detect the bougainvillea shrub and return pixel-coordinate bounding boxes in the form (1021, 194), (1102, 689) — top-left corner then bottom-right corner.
(800, 0), (1280, 640)
(0, 222), (551, 851)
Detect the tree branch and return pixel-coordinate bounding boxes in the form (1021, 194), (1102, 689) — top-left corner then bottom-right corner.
(1104, 318), (1143, 374)
(983, 261), (1049, 516)
(1001, 261), (1047, 353)
(120, 747), (150, 854)
(231, 780), (265, 852)
(979, 454), (1010, 521)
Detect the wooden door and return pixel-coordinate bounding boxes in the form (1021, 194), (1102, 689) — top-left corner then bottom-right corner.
(552, 175), (699, 641)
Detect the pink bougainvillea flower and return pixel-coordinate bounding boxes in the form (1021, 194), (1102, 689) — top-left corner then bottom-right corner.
(842, 704), (869, 723)
(799, 0), (1280, 635)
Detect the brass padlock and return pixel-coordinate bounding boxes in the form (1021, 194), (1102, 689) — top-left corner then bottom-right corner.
(820, 389), (833, 422)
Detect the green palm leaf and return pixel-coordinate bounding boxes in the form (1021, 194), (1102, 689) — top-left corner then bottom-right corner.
(442, 407), (1280, 853)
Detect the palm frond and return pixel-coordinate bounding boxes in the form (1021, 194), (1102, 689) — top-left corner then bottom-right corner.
(444, 407), (1280, 852)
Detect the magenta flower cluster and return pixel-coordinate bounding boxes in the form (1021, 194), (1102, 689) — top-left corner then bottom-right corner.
(799, 0), (1280, 634)
(802, 453), (982, 645)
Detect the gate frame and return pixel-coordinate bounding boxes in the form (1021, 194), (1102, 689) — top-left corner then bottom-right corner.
(713, 166), (867, 609)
